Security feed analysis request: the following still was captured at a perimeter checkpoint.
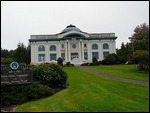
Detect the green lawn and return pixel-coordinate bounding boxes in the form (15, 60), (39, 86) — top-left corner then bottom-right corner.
(15, 66), (149, 112)
(87, 64), (149, 81)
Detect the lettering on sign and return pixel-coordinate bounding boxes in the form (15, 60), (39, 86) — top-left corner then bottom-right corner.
(1, 62), (33, 85)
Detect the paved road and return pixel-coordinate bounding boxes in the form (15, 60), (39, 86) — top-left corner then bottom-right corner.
(79, 66), (149, 86)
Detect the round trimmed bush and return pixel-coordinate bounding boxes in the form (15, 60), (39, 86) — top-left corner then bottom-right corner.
(32, 63), (68, 88)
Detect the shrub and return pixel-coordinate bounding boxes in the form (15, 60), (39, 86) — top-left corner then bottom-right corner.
(57, 57), (63, 66)
(102, 53), (119, 65)
(32, 63), (68, 88)
(92, 57), (98, 64)
(1, 58), (14, 64)
(81, 62), (90, 66)
(64, 62), (74, 66)
(1, 82), (53, 105)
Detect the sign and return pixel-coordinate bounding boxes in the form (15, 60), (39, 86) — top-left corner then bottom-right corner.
(1, 62), (33, 85)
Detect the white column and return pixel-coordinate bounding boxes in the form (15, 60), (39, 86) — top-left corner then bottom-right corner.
(78, 40), (81, 60)
(68, 40), (71, 61)
(113, 40), (116, 54)
(65, 41), (68, 62)
(57, 42), (61, 59)
(99, 40), (103, 61)
(35, 43), (38, 64)
(81, 41), (84, 61)
(30, 42), (35, 64)
(87, 41), (91, 61)
(109, 40), (113, 54)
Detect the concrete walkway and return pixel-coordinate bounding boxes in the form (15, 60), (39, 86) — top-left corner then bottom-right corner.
(78, 66), (149, 86)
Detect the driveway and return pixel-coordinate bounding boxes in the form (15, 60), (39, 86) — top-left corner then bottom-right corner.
(79, 66), (149, 86)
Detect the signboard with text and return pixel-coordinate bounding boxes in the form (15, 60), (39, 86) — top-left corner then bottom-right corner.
(1, 62), (33, 85)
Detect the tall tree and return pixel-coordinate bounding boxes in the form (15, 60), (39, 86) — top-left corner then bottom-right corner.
(117, 42), (132, 63)
(1, 49), (9, 58)
(131, 23), (149, 71)
(132, 23), (149, 51)
(14, 42), (27, 63)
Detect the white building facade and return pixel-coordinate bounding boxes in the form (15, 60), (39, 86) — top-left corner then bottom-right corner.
(29, 25), (117, 65)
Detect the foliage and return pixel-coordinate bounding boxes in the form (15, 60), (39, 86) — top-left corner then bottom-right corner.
(92, 57), (98, 64)
(57, 57), (63, 65)
(1, 49), (10, 58)
(64, 62), (74, 66)
(116, 23), (149, 70)
(1, 42), (31, 64)
(134, 50), (149, 71)
(32, 63), (68, 88)
(14, 42), (31, 64)
(132, 23), (149, 51)
(1, 58), (14, 64)
(131, 23), (149, 71)
(102, 53), (119, 65)
(117, 42), (132, 64)
(1, 82), (53, 105)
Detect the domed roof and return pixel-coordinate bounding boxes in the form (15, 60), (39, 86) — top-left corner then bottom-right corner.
(61, 24), (81, 33)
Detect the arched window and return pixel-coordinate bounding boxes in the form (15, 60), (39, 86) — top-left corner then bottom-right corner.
(92, 44), (98, 50)
(103, 43), (109, 49)
(50, 45), (56, 51)
(38, 45), (45, 51)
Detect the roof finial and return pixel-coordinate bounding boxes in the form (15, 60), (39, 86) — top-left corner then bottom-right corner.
(67, 24), (76, 28)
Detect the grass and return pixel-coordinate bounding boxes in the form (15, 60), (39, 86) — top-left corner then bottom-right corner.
(15, 66), (149, 112)
(87, 64), (149, 81)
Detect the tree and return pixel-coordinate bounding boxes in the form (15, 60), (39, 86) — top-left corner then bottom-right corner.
(131, 23), (149, 71)
(134, 50), (149, 71)
(14, 42), (31, 64)
(1, 48), (15, 64)
(132, 23), (149, 51)
(117, 42), (132, 64)
(57, 57), (63, 65)
(1, 58), (14, 64)
(103, 53), (119, 65)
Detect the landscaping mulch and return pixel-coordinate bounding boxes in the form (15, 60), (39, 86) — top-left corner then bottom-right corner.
(1, 105), (17, 112)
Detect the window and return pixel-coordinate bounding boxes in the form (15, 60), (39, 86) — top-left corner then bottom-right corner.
(103, 51), (109, 59)
(50, 45), (56, 51)
(92, 52), (99, 59)
(50, 53), (57, 61)
(61, 44), (64, 48)
(38, 54), (45, 62)
(84, 44), (87, 48)
(92, 44), (98, 50)
(84, 52), (88, 60)
(61, 53), (65, 60)
(38, 45), (45, 51)
(103, 43), (109, 49)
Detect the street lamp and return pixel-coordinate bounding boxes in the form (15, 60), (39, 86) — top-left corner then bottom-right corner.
(128, 37), (136, 70)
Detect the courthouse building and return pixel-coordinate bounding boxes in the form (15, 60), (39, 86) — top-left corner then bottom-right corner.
(29, 25), (117, 65)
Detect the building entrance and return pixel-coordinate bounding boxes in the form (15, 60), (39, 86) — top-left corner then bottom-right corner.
(71, 53), (78, 60)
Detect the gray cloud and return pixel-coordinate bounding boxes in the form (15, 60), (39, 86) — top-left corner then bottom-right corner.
(1, 1), (149, 50)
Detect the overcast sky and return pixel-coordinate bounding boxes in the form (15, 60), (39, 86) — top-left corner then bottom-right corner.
(1, 1), (149, 50)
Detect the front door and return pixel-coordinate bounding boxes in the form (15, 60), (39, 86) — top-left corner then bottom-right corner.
(71, 53), (78, 60)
